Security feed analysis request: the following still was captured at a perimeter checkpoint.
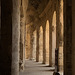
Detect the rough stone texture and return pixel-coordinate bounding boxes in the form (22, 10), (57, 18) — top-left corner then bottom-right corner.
(25, 0), (64, 72)
(19, 0), (28, 71)
(56, 0), (63, 71)
(52, 11), (56, 66)
(1, 0), (74, 74)
(20, 5), (25, 71)
(25, 23), (34, 60)
(1, 0), (12, 74)
(12, 0), (20, 75)
(0, 0), (68, 74)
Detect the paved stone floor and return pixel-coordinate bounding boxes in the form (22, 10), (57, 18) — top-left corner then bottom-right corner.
(20, 60), (63, 75)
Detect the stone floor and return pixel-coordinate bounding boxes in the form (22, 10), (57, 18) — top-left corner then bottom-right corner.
(20, 60), (63, 75)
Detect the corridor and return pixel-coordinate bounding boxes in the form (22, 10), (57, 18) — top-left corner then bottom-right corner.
(1, 0), (75, 75)
(20, 60), (54, 75)
(20, 60), (63, 75)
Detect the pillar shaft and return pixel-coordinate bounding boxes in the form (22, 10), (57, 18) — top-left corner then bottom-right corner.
(56, 0), (63, 47)
(39, 26), (43, 62)
(19, 5), (25, 70)
(25, 25), (31, 59)
(12, 0), (20, 75)
(43, 27), (46, 64)
(56, 0), (64, 71)
(33, 30), (36, 60)
(36, 26), (39, 62)
(49, 19), (52, 66)
(30, 30), (33, 60)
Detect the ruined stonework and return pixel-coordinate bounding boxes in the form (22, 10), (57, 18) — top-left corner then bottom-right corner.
(1, 0), (75, 75)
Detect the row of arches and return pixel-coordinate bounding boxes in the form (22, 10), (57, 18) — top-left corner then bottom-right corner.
(1, 0), (75, 75)
(25, 11), (63, 70)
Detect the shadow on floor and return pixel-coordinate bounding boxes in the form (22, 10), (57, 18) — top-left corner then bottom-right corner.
(20, 60), (54, 75)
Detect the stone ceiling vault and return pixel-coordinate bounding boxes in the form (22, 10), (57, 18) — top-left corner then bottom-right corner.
(26, 0), (49, 24)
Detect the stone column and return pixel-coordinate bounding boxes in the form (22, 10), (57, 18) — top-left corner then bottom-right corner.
(43, 26), (46, 64)
(39, 26), (43, 62)
(52, 11), (56, 66)
(33, 30), (37, 60)
(64, 0), (72, 75)
(59, 0), (63, 71)
(46, 20), (50, 65)
(49, 19), (52, 66)
(19, 0), (28, 70)
(30, 29), (33, 60)
(36, 26), (40, 62)
(56, 0), (64, 71)
(12, 0), (20, 75)
(25, 25), (31, 59)
(19, 5), (25, 71)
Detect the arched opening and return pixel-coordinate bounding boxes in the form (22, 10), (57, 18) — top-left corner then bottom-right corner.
(1, 0), (74, 75)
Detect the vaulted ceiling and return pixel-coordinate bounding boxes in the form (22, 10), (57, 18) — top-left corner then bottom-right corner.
(26, 0), (49, 24)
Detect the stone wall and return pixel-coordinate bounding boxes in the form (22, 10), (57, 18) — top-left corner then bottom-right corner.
(25, 0), (64, 72)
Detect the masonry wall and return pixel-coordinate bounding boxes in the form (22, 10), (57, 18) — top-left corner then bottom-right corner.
(25, 0), (64, 72)
(35, 0), (63, 70)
